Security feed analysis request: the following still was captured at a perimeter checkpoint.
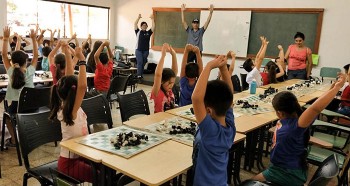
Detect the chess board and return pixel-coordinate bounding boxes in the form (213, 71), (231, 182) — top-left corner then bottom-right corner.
(242, 95), (261, 103)
(233, 105), (273, 115)
(77, 126), (170, 158)
(145, 117), (195, 146)
(176, 109), (196, 121)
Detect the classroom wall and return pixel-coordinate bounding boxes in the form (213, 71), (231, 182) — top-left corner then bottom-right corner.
(114, 0), (350, 80)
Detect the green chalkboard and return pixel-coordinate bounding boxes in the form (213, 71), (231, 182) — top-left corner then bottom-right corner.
(248, 11), (322, 57)
(153, 10), (200, 49)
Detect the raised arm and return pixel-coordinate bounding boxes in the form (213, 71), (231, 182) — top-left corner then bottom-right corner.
(22, 36), (31, 46)
(181, 4), (189, 30)
(15, 35), (22, 51)
(48, 29), (54, 48)
(82, 34), (90, 50)
(62, 42), (74, 76)
(192, 55), (226, 123)
(37, 29), (46, 44)
(134, 14), (141, 30)
(277, 45), (286, 71)
(169, 45), (178, 76)
(203, 4), (214, 30)
(193, 46), (203, 75)
(180, 44), (191, 78)
(72, 46), (87, 120)
(227, 51), (236, 76)
(306, 48), (313, 79)
(2, 26), (11, 70)
(48, 41), (62, 66)
(105, 41), (114, 60)
(29, 29), (38, 68)
(152, 43), (169, 96)
(299, 73), (346, 128)
(255, 36), (268, 70)
(150, 14), (155, 31)
(94, 40), (106, 65)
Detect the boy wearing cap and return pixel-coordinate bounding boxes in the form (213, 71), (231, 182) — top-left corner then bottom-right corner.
(181, 4), (214, 62)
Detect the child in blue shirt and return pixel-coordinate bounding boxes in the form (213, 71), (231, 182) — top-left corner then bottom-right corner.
(41, 46), (52, 71)
(253, 73), (347, 186)
(192, 55), (236, 186)
(179, 44), (203, 106)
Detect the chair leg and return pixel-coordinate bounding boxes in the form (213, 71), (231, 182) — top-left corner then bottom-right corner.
(1, 114), (6, 151)
(23, 173), (30, 186)
(11, 118), (22, 166)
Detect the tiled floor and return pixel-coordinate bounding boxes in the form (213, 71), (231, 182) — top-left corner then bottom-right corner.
(0, 84), (343, 185)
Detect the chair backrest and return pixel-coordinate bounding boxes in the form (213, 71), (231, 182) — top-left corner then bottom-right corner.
(0, 64), (6, 74)
(117, 90), (150, 122)
(18, 87), (51, 113)
(320, 67), (341, 80)
(240, 73), (249, 91)
(106, 74), (130, 100)
(231, 74), (242, 93)
(308, 154), (339, 186)
(81, 94), (113, 133)
(17, 111), (62, 170)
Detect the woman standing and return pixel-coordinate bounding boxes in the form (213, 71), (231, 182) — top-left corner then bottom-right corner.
(285, 32), (313, 80)
(134, 14), (155, 78)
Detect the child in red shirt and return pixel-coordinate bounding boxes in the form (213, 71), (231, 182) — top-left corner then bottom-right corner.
(93, 41), (114, 94)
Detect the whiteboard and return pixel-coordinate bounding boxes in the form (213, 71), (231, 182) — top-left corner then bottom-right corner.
(200, 10), (251, 57)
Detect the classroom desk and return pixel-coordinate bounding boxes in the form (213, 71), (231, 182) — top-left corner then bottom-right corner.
(102, 140), (192, 186)
(260, 79), (301, 89)
(60, 132), (193, 186)
(166, 105), (195, 122)
(124, 112), (176, 129)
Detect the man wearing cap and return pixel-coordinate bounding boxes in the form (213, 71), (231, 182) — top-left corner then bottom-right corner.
(181, 4), (214, 62)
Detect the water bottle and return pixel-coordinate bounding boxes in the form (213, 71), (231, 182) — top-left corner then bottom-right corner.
(250, 79), (257, 94)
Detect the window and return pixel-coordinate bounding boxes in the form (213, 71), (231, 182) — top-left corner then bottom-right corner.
(7, 0), (109, 39)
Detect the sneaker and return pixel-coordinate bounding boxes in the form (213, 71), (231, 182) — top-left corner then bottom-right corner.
(5, 138), (16, 147)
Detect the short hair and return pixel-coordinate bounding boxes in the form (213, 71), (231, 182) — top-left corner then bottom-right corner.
(185, 63), (199, 78)
(68, 42), (76, 49)
(294, 32), (305, 40)
(42, 46), (52, 57)
(343, 64), (350, 72)
(204, 80), (233, 116)
(99, 53), (109, 65)
(140, 22), (148, 27)
(243, 58), (254, 72)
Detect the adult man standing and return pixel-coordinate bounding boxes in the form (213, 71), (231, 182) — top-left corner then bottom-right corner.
(181, 4), (214, 62)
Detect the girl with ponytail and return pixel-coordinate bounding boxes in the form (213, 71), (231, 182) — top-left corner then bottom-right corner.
(1, 26), (38, 147)
(260, 45), (285, 85)
(253, 73), (347, 186)
(49, 42), (93, 182)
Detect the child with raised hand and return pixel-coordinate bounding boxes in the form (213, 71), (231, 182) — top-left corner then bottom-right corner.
(82, 34), (92, 57)
(151, 43), (178, 113)
(93, 40), (114, 94)
(243, 36), (268, 87)
(179, 44), (203, 106)
(218, 50), (236, 80)
(253, 73), (347, 186)
(1, 26), (38, 147)
(49, 43), (94, 183)
(191, 55), (235, 185)
(48, 41), (65, 85)
(260, 45), (285, 85)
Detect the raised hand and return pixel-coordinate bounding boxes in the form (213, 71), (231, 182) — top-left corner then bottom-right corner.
(75, 47), (85, 61)
(29, 29), (37, 39)
(72, 33), (77, 39)
(335, 72), (346, 89)
(161, 43), (170, 56)
(192, 45), (200, 53)
(3, 27), (11, 39)
(209, 4), (214, 12)
(138, 14), (142, 19)
(181, 4), (186, 11)
(227, 50), (236, 58)
(169, 45), (176, 55)
(103, 40), (110, 46)
(277, 45), (283, 50)
(208, 55), (226, 69)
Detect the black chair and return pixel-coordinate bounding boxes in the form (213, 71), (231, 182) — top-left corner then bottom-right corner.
(239, 180), (270, 186)
(240, 73), (249, 91)
(117, 90), (150, 123)
(106, 74), (130, 109)
(50, 168), (82, 186)
(17, 111), (62, 186)
(81, 94), (113, 134)
(1, 86), (51, 166)
(0, 64), (6, 74)
(232, 74), (242, 93)
(308, 154), (339, 186)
